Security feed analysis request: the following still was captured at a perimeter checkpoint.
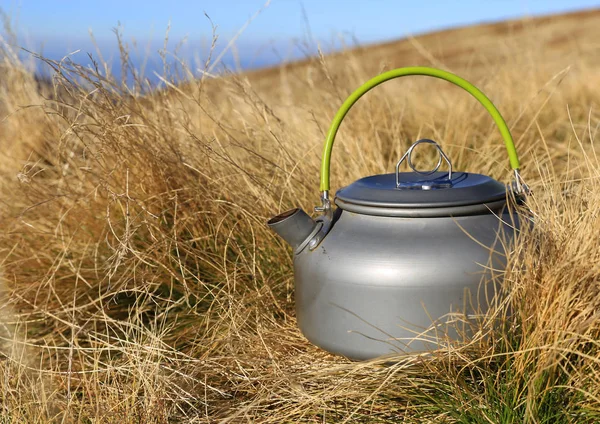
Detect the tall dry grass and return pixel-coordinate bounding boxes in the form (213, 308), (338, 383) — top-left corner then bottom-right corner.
(1, 10), (600, 422)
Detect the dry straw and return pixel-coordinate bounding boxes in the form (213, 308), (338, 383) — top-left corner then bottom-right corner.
(1, 9), (600, 423)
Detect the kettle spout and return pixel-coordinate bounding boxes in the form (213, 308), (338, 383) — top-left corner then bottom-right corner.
(268, 208), (318, 250)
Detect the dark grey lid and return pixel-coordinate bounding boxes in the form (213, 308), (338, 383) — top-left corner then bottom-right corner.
(335, 171), (508, 215)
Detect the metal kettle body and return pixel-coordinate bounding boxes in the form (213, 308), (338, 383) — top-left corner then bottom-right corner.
(293, 208), (517, 360)
(268, 67), (527, 360)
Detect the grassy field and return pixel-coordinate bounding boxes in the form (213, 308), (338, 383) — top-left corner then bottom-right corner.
(1, 8), (600, 422)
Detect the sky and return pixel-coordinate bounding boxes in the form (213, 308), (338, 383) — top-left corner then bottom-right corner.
(2, 0), (599, 82)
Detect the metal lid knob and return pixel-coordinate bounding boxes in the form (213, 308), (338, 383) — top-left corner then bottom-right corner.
(396, 139), (453, 190)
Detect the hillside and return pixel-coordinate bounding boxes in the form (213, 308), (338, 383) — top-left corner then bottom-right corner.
(242, 8), (600, 88)
(1, 8), (600, 423)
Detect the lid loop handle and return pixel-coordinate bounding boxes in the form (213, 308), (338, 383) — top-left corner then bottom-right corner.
(395, 139), (453, 190)
(316, 66), (524, 214)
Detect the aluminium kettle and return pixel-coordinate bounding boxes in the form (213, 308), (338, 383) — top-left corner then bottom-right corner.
(268, 67), (526, 360)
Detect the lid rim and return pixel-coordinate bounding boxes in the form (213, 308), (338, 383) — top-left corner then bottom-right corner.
(335, 197), (509, 217)
(335, 192), (507, 209)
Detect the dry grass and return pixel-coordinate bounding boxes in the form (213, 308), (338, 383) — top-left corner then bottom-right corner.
(1, 8), (600, 422)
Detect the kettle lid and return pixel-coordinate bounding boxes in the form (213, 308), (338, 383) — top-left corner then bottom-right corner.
(334, 139), (513, 217)
(335, 170), (509, 217)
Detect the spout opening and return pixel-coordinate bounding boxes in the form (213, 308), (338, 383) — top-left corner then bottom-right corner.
(267, 208), (300, 225)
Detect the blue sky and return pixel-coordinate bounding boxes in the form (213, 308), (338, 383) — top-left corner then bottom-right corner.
(2, 0), (599, 80)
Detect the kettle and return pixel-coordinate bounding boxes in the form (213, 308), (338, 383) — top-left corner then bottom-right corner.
(268, 67), (526, 360)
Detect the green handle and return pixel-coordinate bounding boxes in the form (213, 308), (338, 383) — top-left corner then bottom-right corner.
(319, 66), (520, 192)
